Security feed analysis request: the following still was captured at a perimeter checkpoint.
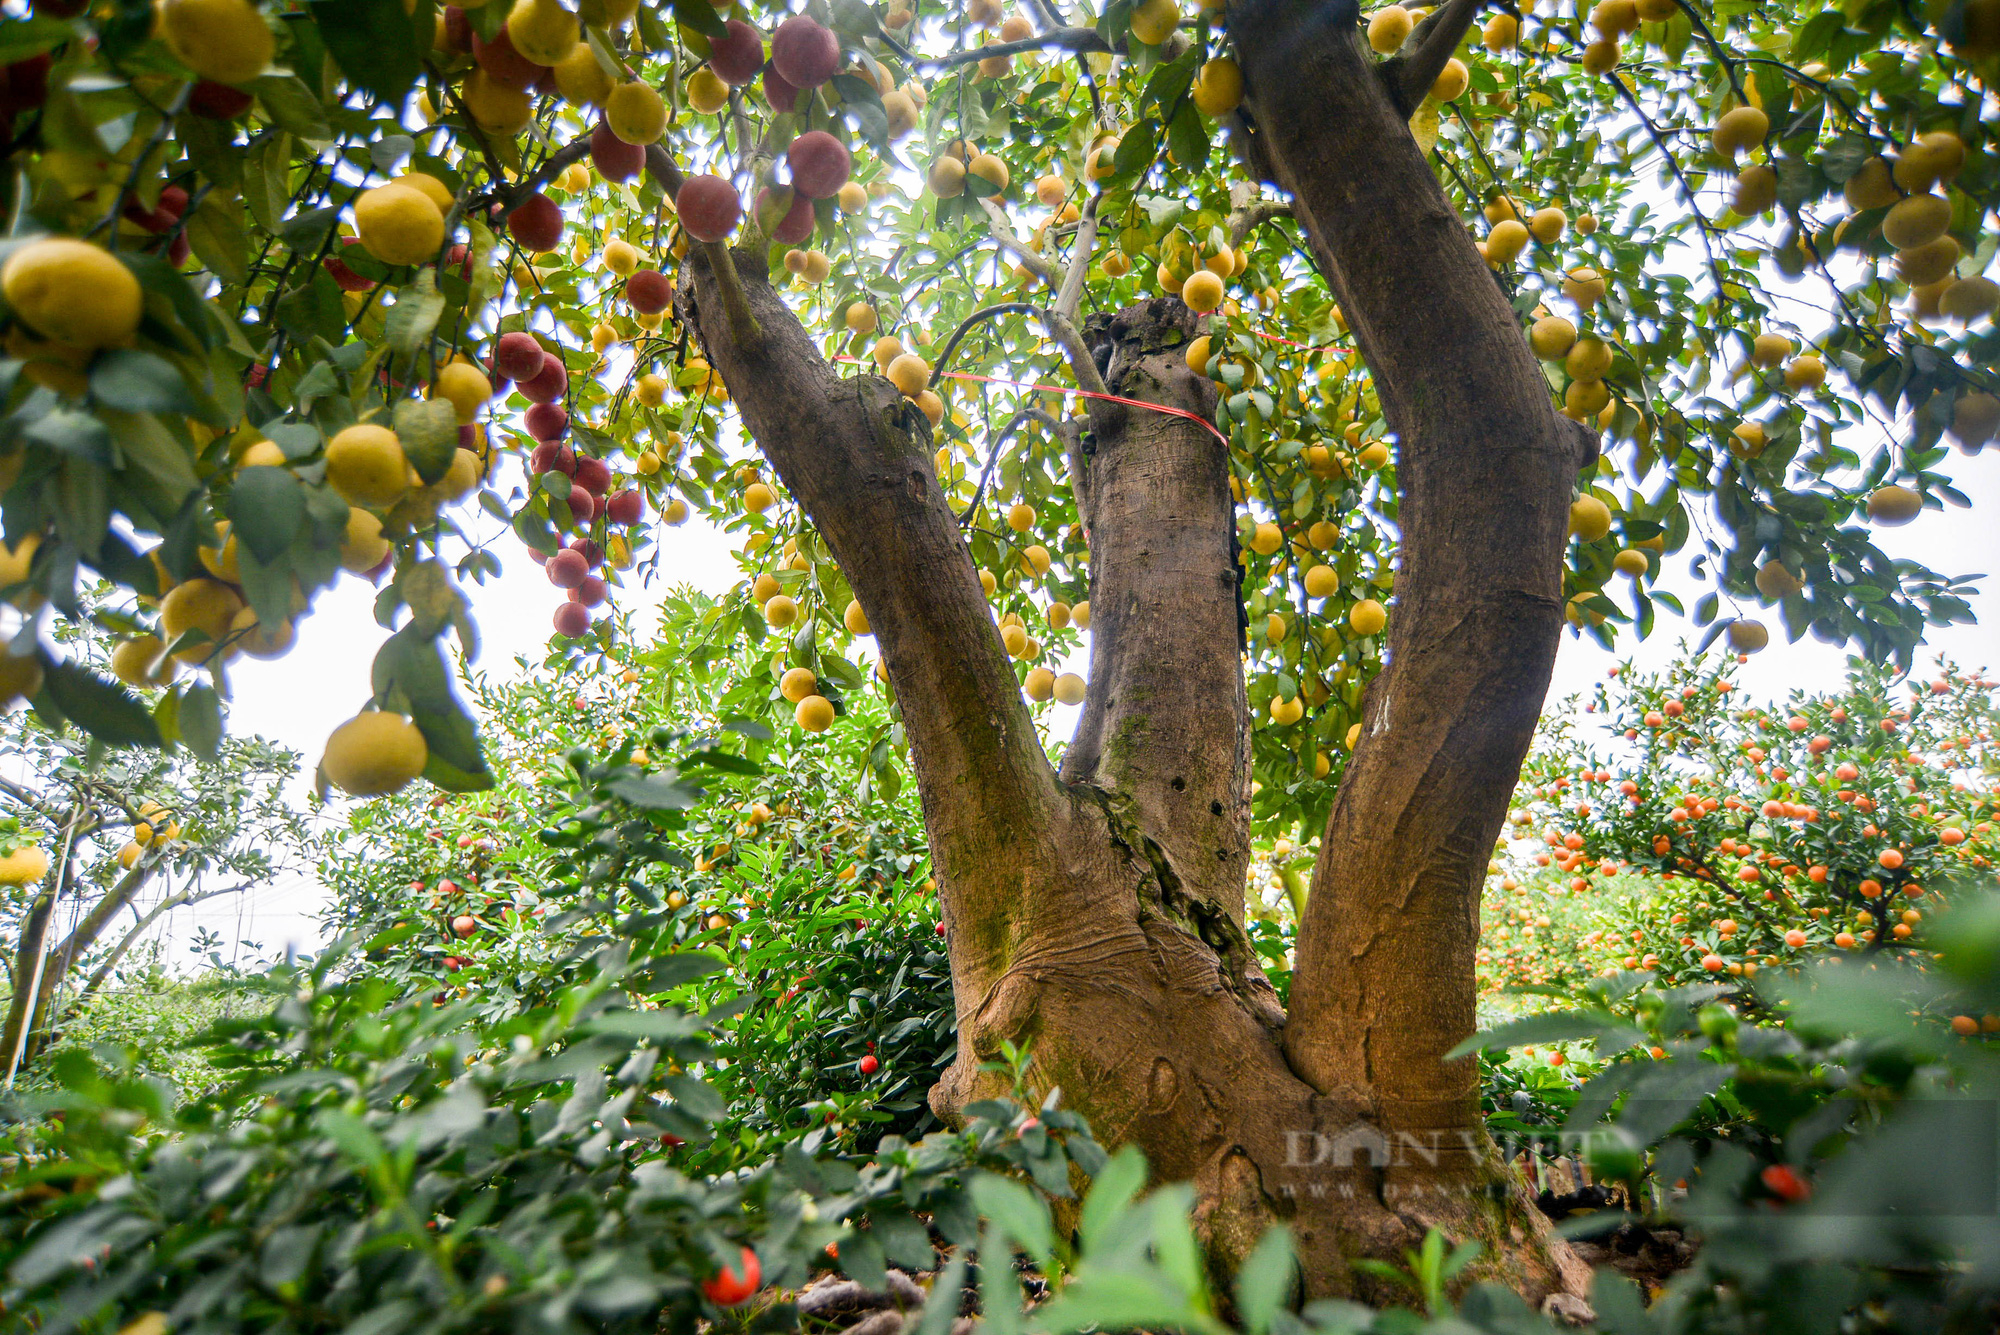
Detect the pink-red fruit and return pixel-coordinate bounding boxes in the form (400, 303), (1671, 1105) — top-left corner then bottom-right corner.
(771, 16), (840, 88)
(496, 331), (546, 381)
(520, 351), (568, 403)
(710, 20), (765, 85)
(553, 602), (590, 637)
(591, 119), (645, 182)
(788, 131), (851, 199)
(679, 175), (742, 242)
(625, 269), (672, 314)
(507, 192), (564, 253)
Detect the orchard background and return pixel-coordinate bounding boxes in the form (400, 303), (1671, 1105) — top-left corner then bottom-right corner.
(1, 0), (2000, 1326)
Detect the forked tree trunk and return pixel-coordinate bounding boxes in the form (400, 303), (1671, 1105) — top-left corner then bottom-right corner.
(671, 3), (1593, 1305)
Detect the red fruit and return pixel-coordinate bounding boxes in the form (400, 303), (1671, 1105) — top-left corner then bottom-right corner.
(0, 54), (52, 117)
(934, 920), (946, 935)
(1761, 1164), (1810, 1202)
(787, 130), (850, 198)
(495, 331), (546, 381)
(569, 537), (604, 568)
(591, 119), (646, 182)
(702, 1247), (762, 1307)
(757, 187), (815, 246)
(572, 574), (609, 607)
(763, 61), (800, 114)
(458, 423), (485, 453)
(451, 914), (478, 937)
(188, 79), (253, 118)
(625, 268), (672, 314)
(553, 601), (591, 637)
(439, 6), (472, 55)
(607, 489), (643, 524)
(471, 24), (543, 89)
(520, 351), (569, 403)
(573, 455), (612, 495)
(771, 16), (840, 87)
(443, 955), (463, 971)
(324, 249), (374, 292)
(547, 548), (589, 589)
(445, 243), (472, 279)
(439, 878), (460, 895)
(508, 192), (564, 253)
(1019, 1116), (1040, 1134)
(167, 232), (190, 267)
(678, 175), (742, 242)
(590, 491), (609, 520)
(526, 401), (569, 441)
(710, 20), (766, 85)
(858, 1053), (879, 1074)
(528, 441), (576, 475)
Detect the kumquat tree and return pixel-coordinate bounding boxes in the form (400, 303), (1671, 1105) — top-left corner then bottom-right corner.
(0, 0), (1998, 1315)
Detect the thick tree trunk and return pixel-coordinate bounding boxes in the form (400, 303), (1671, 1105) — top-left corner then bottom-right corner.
(672, 6), (1593, 1287)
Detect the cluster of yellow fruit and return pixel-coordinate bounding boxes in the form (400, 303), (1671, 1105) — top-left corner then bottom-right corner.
(113, 802), (186, 871)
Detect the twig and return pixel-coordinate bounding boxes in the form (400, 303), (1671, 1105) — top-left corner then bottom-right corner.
(932, 302), (1041, 381)
(959, 408), (1062, 523)
(1606, 72), (1730, 300)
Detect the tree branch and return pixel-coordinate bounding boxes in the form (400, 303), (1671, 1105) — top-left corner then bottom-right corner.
(926, 26), (1111, 68)
(1384, 0), (1485, 116)
(77, 880), (251, 1003)
(974, 196), (1113, 406)
(1227, 199), (1293, 249)
(1053, 194), (1100, 324)
(958, 408), (1062, 524)
(932, 302), (1042, 383)
(671, 245), (1066, 941)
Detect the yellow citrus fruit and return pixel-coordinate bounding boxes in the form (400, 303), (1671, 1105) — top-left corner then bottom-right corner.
(2, 238), (143, 349)
(160, 577), (244, 662)
(1025, 666), (1056, 701)
(1182, 269), (1225, 312)
(325, 424), (410, 507)
(1130, 0), (1181, 44)
(606, 80), (667, 144)
(112, 635), (166, 687)
(744, 482), (776, 513)
(1568, 495), (1612, 541)
(687, 67), (730, 114)
(229, 606), (294, 660)
(322, 711), (430, 797)
(1867, 484), (1922, 526)
(1725, 618), (1768, 653)
(764, 594), (798, 627)
(1053, 672), (1086, 705)
(1304, 564), (1339, 598)
(796, 694), (835, 732)
(433, 362), (493, 423)
(0, 651), (43, 708)
(1192, 57), (1242, 116)
(392, 173), (456, 213)
(1431, 57), (1469, 102)
(1529, 316), (1577, 360)
(780, 666), (819, 702)
(553, 43), (615, 106)
(843, 599), (870, 635)
(340, 507), (392, 574)
(0, 845), (50, 885)
(604, 238), (640, 275)
(1710, 105), (1769, 159)
(354, 184), (445, 267)
(464, 70), (533, 134)
(1613, 548), (1650, 577)
(886, 353), (931, 396)
(1349, 598), (1387, 635)
(1368, 4), (1412, 51)
(506, 0), (580, 66)
(159, 0), (275, 85)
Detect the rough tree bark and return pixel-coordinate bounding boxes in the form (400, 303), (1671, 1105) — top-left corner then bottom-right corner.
(668, 0), (1594, 1305)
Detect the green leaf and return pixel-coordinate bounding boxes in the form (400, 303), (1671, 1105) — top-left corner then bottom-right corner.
(89, 349), (195, 414)
(970, 1173), (1054, 1268)
(43, 659), (164, 748)
(393, 397), (460, 485)
(1077, 1142), (1148, 1257)
(227, 466), (307, 564)
(1234, 1227), (1296, 1335)
(385, 269), (447, 365)
(185, 193), (249, 284)
(1444, 1010), (1646, 1060)
(174, 681), (222, 760)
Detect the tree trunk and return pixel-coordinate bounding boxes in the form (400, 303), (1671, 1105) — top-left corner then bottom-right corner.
(671, 0), (1595, 1294)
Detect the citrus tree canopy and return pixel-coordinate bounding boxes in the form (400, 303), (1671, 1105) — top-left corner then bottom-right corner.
(0, 0), (1994, 1303)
